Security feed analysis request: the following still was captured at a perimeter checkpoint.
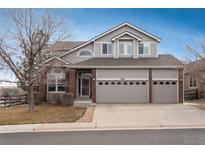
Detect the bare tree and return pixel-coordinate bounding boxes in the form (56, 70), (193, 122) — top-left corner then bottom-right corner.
(0, 9), (71, 111)
(185, 39), (205, 95)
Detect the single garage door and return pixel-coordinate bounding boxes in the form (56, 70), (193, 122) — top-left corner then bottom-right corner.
(96, 80), (148, 103)
(152, 80), (178, 103)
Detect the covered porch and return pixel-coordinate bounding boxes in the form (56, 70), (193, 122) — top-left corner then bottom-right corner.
(39, 67), (96, 105)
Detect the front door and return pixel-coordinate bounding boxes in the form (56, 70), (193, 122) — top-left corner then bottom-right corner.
(81, 76), (90, 98)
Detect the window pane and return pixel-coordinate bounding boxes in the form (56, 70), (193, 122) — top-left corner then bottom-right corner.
(57, 76), (65, 92)
(48, 84), (56, 91)
(127, 44), (133, 55)
(79, 50), (92, 57)
(139, 44), (144, 54)
(107, 44), (113, 54)
(144, 46), (149, 54)
(48, 75), (55, 84)
(119, 43), (124, 54)
(102, 44), (107, 54)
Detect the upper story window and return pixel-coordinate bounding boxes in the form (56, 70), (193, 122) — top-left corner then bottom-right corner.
(139, 42), (151, 55)
(78, 49), (92, 57)
(47, 68), (66, 92)
(101, 43), (113, 55)
(119, 40), (133, 56)
(190, 75), (197, 88)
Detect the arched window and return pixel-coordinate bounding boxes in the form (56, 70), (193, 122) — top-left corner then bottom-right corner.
(98, 82), (103, 85)
(141, 82), (146, 85)
(129, 82), (134, 85)
(159, 82), (164, 85)
(47, 68), (66, 92)
(78, 49), (92, 57)
(153, 81), (158, 85)
(135, 82), (140, 85)
(172, 81), (176, 85)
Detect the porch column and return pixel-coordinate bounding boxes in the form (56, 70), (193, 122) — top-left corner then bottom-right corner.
(178, 68), (184, 103)
(148, 68), (152, 103)
(39, 76), (47, 102)
(92, 68), (96, 103)
(68, 69), (76, 98)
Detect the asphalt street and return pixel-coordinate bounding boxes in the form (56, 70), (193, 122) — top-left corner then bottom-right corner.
(1, 129), (205, 145)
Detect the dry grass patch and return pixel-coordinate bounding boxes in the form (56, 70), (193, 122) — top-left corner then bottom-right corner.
(0, 104), (86, 125)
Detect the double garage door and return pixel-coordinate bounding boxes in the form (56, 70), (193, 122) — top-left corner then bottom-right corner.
(96, 69), (178, 104)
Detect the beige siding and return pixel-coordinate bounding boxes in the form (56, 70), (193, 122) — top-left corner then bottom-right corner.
(62, 43), (94, 64)
(95, 25), (157, 42)
(152, 69), (178, 78)
(96, 69), (148, 78)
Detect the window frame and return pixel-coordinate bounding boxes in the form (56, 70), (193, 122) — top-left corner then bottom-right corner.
(47, 69), (66, 93)
(101, 43), (113, 55)
(139, 42), (151, 55)
(119, 41), (133, 56)
(78, 49), (93, 57)
(189, 75), (197, 88)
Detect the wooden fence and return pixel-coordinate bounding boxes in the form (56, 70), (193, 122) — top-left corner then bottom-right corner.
(0, 94), (28, 107)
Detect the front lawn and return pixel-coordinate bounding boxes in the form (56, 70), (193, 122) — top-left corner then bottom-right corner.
(0, 104), (86, 125)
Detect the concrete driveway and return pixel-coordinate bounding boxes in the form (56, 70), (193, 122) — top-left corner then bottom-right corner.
(93, 104), (205, 129)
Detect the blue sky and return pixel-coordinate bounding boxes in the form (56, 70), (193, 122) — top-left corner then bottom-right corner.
(1, 8), (205, 60)
(0, 8), (205, 84)
(48, 8), (205, 60)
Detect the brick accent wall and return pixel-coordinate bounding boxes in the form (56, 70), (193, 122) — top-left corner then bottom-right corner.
(39, 76), (47, 101)
(68, 69), (76, 98)
(92, 68), (96, 103)
(178, 68), (184, 103)
(148, 68), (152, 103)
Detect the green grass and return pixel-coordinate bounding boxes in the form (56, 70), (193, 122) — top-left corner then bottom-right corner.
(0, 104), (86, 125)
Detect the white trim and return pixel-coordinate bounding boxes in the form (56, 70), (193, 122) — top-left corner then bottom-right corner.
(96, 78), (148, 81)
(111, 31), (142, 41)
(92, 22), (160, 42)
(152, 78), (178, 81)
(119, 40), (133, 56)
(138, 42), (151, 56)
(78, 49), (93, 57)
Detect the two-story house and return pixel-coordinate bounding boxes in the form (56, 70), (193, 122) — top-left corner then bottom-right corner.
(41, 22), (184, 105)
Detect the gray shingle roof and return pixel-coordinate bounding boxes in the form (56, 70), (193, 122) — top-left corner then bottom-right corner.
(69, 54), (183, 68)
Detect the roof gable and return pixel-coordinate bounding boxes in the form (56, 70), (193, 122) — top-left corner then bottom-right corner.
(92, 22), (161, 42)
(111, 31), (142, 41)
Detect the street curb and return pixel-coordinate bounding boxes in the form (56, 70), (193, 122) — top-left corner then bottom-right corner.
(2, 123), (205, 134)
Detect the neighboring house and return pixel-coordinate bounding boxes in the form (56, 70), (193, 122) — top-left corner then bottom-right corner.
(184, 59), (205, 99)
(41, 22), (184, 105)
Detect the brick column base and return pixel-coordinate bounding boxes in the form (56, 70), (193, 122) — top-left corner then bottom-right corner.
(68, 69), (76, 98)
(92, 68), (96, 103)
(178, 68), (184, 103)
